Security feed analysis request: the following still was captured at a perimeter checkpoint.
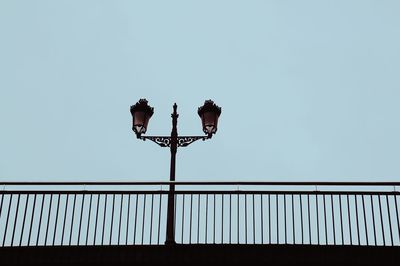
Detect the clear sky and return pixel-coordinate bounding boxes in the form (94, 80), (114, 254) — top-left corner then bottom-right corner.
(1, 1), (399, 182)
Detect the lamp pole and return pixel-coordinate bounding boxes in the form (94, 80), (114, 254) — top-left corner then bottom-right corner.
(166, 103), (178, 244)
(130, 99), (221, 244)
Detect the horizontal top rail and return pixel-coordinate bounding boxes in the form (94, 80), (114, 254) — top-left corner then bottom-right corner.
(0, 181), (400, 186)
(0, 190), (399, 195)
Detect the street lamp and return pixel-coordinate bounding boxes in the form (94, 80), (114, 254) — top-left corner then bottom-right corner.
(198, 100), (222, 137)
(130, 99), (221, 244)
(130, 99), (154, 137)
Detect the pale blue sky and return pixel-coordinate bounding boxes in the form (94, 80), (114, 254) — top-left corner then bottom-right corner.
(0, 1), (399, 182)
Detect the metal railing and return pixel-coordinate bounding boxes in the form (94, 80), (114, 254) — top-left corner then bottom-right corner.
(0, 182), (399, 247)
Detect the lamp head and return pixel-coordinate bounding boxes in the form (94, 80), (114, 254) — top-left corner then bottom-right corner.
(130, 99), (154, 138)
(198, 100), (221, 137)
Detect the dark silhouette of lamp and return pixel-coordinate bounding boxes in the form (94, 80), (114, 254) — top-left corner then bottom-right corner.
(130, 98), (221, 244)
(130, 99), (154, 138)
(198, 100), (222, 138)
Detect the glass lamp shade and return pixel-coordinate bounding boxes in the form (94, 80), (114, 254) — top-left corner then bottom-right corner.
(130, 99), (154, 136)
(198, 100), (221, 135)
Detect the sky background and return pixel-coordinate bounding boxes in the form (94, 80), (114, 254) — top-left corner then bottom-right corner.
(1, 0), (399, 182)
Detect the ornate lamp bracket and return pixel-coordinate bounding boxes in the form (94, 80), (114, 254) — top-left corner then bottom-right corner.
(177, 136), (210, 147)
(141, 135), (210, 148)
(140, 136), (171, 147)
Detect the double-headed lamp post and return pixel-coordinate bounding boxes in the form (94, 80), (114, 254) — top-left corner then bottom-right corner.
(130, 99), (221, 244)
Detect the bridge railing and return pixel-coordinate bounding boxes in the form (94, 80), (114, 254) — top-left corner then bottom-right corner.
(0, 182), (399, 247)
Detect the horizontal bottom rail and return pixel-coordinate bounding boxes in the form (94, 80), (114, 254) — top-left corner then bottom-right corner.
(1, 244), (400, 265)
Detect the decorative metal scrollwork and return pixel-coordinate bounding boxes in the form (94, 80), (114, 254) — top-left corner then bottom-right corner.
(141, 136), (209, 148)
(177, 136), (207, 147)
(141, 136), (171, 147)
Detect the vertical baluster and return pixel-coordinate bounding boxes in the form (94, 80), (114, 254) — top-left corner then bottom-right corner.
(307, 195), (311, 244)
(11, 194), (21, 246)
(236, 194), (239, 243)
(101, 195), (107, 245)
(245, 194), (247, 244)
(127, 194), (131, 245)
(69, 195), (76, 246)
(157, 194), (162, 245)
(386, 195), (393, 245)
(141, 194), (146, 245)
(133, 194), (138, 244)
(197, 194), (200, 244)
(252, 194), (255, 244)
(118, 194), (124, 245)
(276, 194), (279, 244)
(347, 195), (352, 245)
(149, 194), (154, 244)
(355, 195), (360, 245)
(181, 195), (185, 244)
(362, 195), (368, 246)
(0, 194), (3, 232)
(190, 194), (193, 244)
(213, 194), (216, 244)
(78, 194), (85, 245)
(206, 194), (209, 243)
(378, 195), (385, 246)
(0, 195), (4, 246)
(3, 195), (14, 246)
(221, 194), (224, 244)
(20, 194), (30, 246)
(292, 194), (295, 244)
(37, 195), (45, 246)
(86, 194), (93, 246)
(261, 194), (264, 244)
(174, 194), (177, 241)
(300, 194), (304, 244)
(284, 194), (287, 244)
(61, 194), (69, 245)
(323, 195), (327, 245)
(44, 194), (53, 246)
(316, 194), (319, 245)
(94, 194), (100, 245)
(268, 194), (271, 244)
(394, 195), (400, 246)
(229, 194), (232, 244)
(331, 194), (336, 245)
(370, 195), (377, 246)
(28, 194), (37, 246)
(52, 194), (61, 246)
(110, 194), (115, 245)
(339, 195), (344, 245)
